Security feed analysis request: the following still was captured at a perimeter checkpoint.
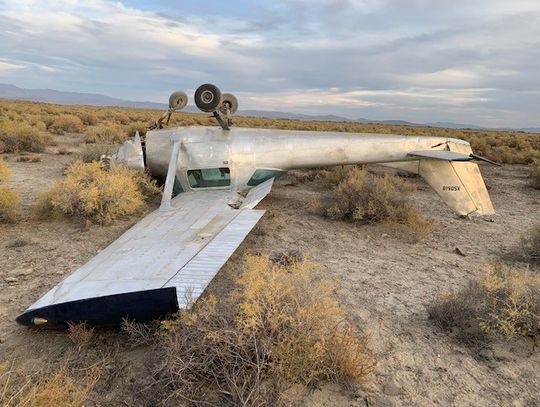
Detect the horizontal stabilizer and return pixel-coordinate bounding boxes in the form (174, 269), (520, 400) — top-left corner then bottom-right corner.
(408, 150), (473, 161)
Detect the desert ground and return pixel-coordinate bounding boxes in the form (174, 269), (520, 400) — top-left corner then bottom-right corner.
(1, 106), (539, 406)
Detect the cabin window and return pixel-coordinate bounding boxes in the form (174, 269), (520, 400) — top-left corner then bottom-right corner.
(247, 169), (285, 186)
(187, 168), (231, 188)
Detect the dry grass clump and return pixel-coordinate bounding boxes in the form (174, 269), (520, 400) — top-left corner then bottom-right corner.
(125, 121), (149, 138)
(16, 155), (42, 162)
(77, 111), (98, 126)
(36, 161), (159, 224)
(521, 223), (540, 261)
(0, 159), (21, 223)
(428, 263), (540, 344)
(76, 143), (118, 163)
(84, 124), (127, 144)
(529, 160), (540, 189)
(317, 166), (433, 240)
(157, 255), (375, 406)
(49, 114), (85, 135)
(0, 157), (9, 182)
(67, 322), (95, 352)
(0, 120), (53, 153)
(0, 361), (100, 407)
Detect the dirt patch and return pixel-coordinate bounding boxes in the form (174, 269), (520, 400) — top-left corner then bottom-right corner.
(1, 142), (539, 405)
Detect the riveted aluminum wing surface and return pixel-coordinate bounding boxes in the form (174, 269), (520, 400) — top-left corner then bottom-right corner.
(17, 188), (271, 327)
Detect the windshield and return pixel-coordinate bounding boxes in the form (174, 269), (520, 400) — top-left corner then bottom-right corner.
(187, 168), (230, 188)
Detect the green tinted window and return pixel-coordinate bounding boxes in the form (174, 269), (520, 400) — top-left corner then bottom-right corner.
(187, 168), (230, 188)
(247, 169), (285, 186)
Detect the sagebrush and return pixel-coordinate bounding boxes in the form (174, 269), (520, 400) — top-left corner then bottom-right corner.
(428, 263), (540, 343)
(36, 161), (160, 224)
(156, 255), (375, 406)
(521, 223), (540, 260)
(0, 159), (21, 222)
(317, 166), (433, 240)
(0, 120), (53, 153)
(0, 361), (100, 407)
(529, 160), (540, 189)
(84, 124), (127, 144)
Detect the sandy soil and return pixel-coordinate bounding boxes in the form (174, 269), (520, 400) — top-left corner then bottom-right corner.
(1, 143), (539, 406)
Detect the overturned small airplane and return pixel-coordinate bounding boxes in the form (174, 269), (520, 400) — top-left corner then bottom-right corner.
(17, 84), (497, 328)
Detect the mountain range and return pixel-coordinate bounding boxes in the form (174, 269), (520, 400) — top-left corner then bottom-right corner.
(1, 83), (538, 133)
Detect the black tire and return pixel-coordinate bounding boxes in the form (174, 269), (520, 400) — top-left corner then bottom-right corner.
(194, 84), (222, 112)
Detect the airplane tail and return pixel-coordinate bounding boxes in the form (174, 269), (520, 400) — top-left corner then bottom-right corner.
(383, 140), (495, 216)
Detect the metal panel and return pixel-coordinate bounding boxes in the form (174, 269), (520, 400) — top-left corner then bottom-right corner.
(408, 150), (473, 161)
(241, 177), (275, 209)
(165, 209), (265, 307)
(26, 189), (241, 311)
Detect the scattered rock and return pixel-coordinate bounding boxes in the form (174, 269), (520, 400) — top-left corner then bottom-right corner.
(6, 238), (29, 248)
(5, 277), (19, 284)
(454, 247), (467, 256)
(383, 380), (403, 397)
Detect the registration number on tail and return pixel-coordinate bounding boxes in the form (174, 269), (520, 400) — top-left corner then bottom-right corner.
(443, 185), (461, 192)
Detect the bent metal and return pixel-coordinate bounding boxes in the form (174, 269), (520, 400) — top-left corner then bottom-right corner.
(16, 84), (497, 329)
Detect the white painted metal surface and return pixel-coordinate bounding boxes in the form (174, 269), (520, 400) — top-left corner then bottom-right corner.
(26, 188), (270, 311)
(241, 178), (275, 209)
(165, 209), (265, 307)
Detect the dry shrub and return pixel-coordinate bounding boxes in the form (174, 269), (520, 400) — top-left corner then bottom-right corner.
(49, 114), (85, 134)
(16, 155), (42, 162)
(125, 121), (149, 138)
(529, 160), (540, 190)
(0, 159), (21, 223)
(77, 111), (98, 126)
(428, 263), (540, 344)
(84, 124), (127, 144)
(317, 166), (433, 240)
(0, 158), (9, 182)
(36, 161), (150, 224)
(76, 143), (117, 163)
(521, 223), (540, 260)
(67, 322), (95, 351)
(121, 319), (158, 346)
(156, 255), (375, 406)
(0, 187), (21, 223)
(0, 120), (52, 153)
(0, 361), (100, 407)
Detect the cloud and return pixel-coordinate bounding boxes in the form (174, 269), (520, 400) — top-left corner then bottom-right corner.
(0, 0), (538, 127)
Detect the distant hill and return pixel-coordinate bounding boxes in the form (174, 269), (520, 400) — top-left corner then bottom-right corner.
(1, 83), (538, 133)
(0, 83), (167, 109)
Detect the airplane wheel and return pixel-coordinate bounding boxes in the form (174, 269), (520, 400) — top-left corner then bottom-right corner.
(194, 84), (222, 112)
(219, 93), (238, 115)
(168, 91), (188, 111)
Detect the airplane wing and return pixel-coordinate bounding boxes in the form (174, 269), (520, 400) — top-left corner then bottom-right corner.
(16, 179), (274, 328)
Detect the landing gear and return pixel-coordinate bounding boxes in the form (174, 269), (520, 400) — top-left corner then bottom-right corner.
(168, 91), (188, 111)
(194, 84), (222, 112)
(219, 93), (238, 115)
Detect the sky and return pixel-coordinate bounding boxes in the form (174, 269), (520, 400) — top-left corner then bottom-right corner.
(0, 0), (539, 127)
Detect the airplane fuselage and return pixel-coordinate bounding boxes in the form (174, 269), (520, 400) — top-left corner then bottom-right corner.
(145, 126), (469, 192)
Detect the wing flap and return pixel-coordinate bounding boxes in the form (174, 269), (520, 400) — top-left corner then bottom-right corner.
(165, 209), (265, 307)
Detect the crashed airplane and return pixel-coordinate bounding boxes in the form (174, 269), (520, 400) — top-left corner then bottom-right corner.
(16, 84), (496, 328)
